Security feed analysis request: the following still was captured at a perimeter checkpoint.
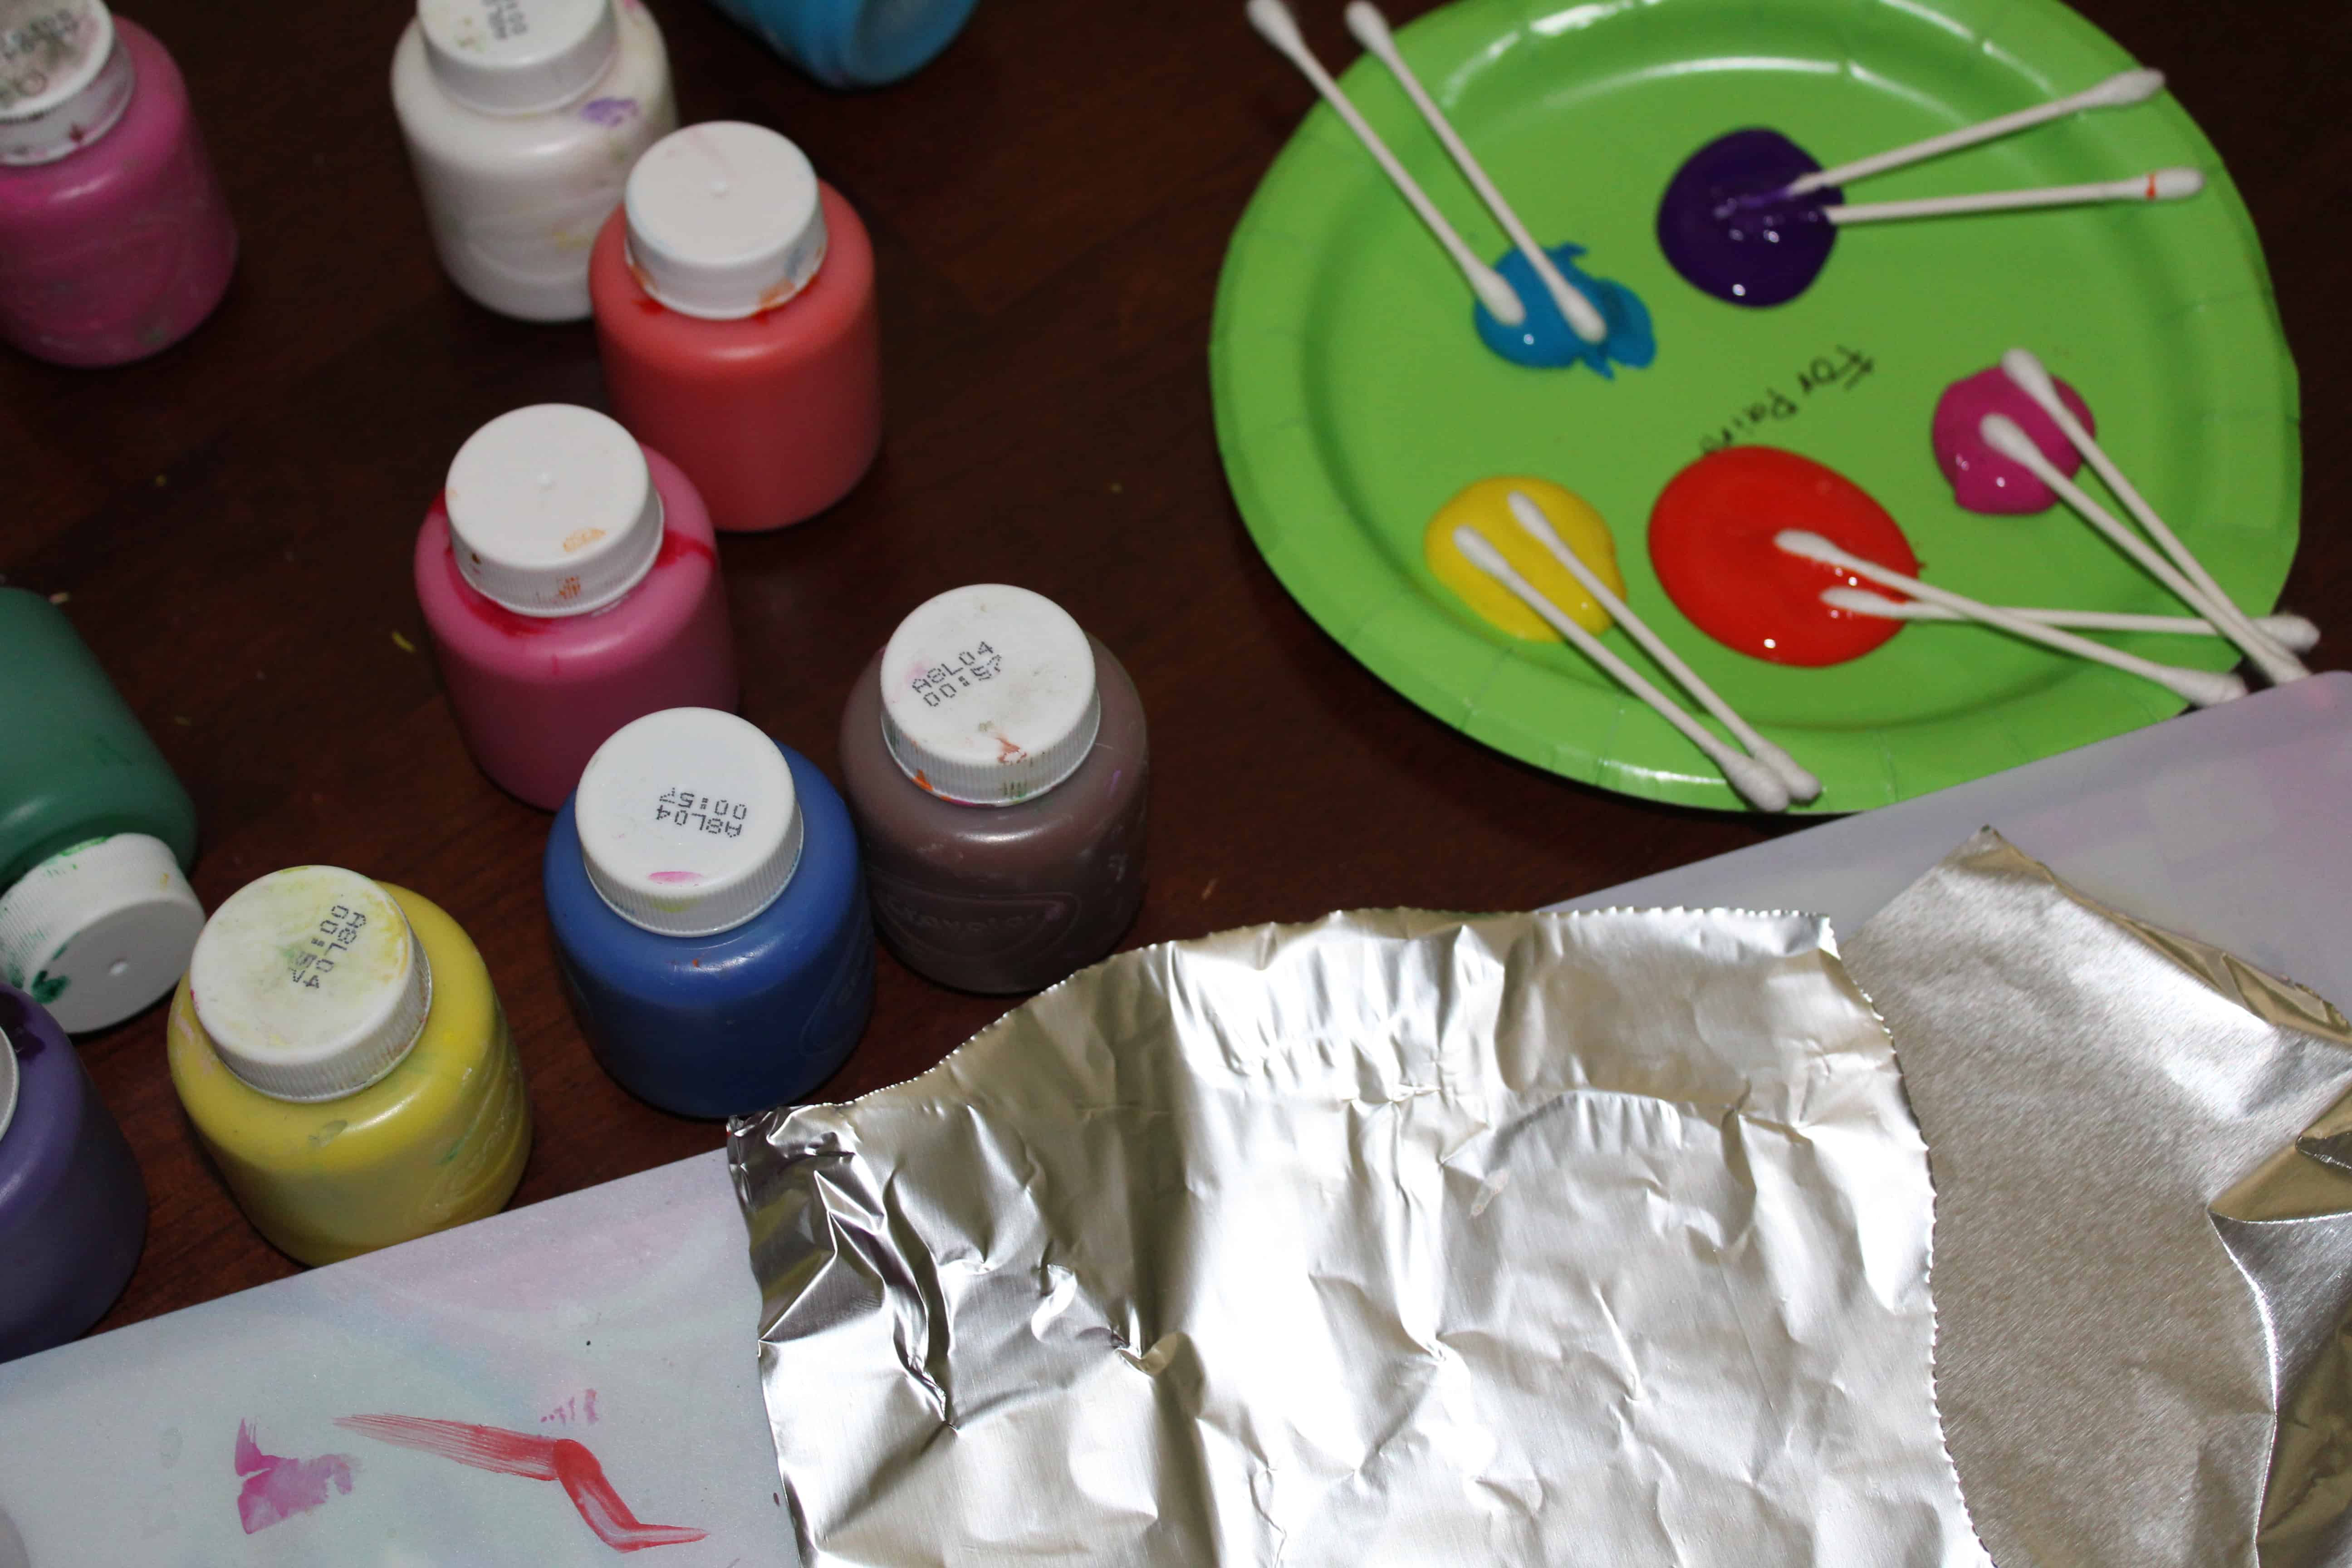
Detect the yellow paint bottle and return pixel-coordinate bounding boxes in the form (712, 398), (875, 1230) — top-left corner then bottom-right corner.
(167, 866), (530, 1265)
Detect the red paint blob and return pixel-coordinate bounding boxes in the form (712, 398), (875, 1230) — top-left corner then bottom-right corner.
(1649, 446), (1919, 666)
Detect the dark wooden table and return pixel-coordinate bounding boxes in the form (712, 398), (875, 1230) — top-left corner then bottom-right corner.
(4, 0), (2342, 1334)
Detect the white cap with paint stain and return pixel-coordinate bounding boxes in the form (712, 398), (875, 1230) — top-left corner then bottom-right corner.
(879, 585), (1103, 807)
(0, 834), (204, 1033)
(444, 404), (665, 617)
(189, 867), (433, 1102)
(575, 708), (804, 938)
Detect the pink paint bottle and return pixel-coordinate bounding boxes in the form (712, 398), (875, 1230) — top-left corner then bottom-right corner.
(414, 404), (738, 810)
(589, 121), (882, 532)
(0, 0), (236, 367)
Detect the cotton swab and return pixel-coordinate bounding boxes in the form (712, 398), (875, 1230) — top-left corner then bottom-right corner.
(1978, 414), (2306, 686)
(1453, 527), (1790, 811)
(1505, 490), (1820, 802)
(1823, 168), (2200, 224)
(1822, 588), (2321, 650)
(1247, 0), (1527, 326)
(1998, 348), (2305, 681)
(1784, 69), (2167, 197)
(1341, 3), (1607, 346)
(1776, 531), (2245, 708)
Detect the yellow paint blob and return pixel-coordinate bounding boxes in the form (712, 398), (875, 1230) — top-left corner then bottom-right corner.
(167, 881), (531, 1266)
(1425, 476), (1624, 640)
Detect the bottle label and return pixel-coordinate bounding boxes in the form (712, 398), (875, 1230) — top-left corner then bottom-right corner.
(654, 788), (748, 839)
(287, 905), (370, 991)
(867, 872), (1080, 968)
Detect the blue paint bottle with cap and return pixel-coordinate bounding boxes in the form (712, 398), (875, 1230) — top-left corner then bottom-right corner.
(702, 0), (979, 88)
(544, 707), (874, 1118)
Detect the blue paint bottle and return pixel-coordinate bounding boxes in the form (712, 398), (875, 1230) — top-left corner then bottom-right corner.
(545, 708), (873, 1118)
(702, 0), (979, 88)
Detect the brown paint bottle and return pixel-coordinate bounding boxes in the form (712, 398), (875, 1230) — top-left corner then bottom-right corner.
(838, 586), (1149, 994)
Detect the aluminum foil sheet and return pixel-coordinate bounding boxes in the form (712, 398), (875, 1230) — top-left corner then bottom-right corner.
(731, 908), (1992, 1566)
(1846, 830), (2352, 1568)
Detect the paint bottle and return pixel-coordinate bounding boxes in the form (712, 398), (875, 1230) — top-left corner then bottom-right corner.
(546, 708), (873, 1116)
(0, 588), (203, 1033)
(167, 866), (531, 1265)
(702, 0), (979, 88)
(415, 403), (737, 810)
(838, 585), (1149, 994)
(392, 0), (676, 323)
(0, 0), (236, 367)
(0, 982), (147, 1362)
(589, 122), (882, 533)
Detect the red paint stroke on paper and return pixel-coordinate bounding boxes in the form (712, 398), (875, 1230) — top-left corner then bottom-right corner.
(234, 1421), (357, 1535)
(335, 1415), (705, 1553)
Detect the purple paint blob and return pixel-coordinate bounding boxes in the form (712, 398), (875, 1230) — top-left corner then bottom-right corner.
(234, 1421), (357, 1535)
(1931, 365), (2096, 514)
(580, 97), (640, 128)
(1656, 129), (1840, 308)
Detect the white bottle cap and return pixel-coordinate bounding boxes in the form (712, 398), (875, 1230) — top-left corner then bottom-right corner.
(0, 0), (135, 167)
(0, 834), (204, 1033)
(623, 122), (828, 320)
(188, 867), (433, 1103)
(575, 708), (804, 938)
(445, 404), (664, 617)
(879, 585), (1102, 807)
(417, 0), (617, 115)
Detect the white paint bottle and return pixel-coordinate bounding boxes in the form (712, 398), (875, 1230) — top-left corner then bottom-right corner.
(392, 0), (678, 322)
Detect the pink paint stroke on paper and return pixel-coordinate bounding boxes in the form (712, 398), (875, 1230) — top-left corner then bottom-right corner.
(234, 1421), (357, 1535)
(336, 1414), (705, 1553)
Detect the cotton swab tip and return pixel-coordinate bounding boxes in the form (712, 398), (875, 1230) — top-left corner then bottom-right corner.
(2088, 67), (2166, 107)
(1473, 267), (1529, 327)
(1718, 750), (1792, 813)
(2264, 613), (2321, 653)
(1978, 412), (2046, 467)
(1246, 0), (1307, 54)
(1749, 741), (1822, 803)
(1774, 530), (1841, 564)
(2149, 167), (2203, 200)
(2167, 667), (2248, 707)
(1342, 1), (1393, 49)
(1997, 347), (2061, 407)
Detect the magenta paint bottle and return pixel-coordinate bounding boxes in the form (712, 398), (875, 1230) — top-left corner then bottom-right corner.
(0, 981), (147, 1363)
(0, 0), (237, 367)
(415, 403), (739, 810)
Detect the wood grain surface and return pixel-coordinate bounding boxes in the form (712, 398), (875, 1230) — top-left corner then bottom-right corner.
(0, 0), (2340, 1334)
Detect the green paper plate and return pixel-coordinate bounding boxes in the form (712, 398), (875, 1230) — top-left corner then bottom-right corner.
(1211, 0), (2298, 813)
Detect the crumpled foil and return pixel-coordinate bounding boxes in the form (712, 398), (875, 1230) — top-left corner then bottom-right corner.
(731, 908), (1992, 1566)
(1846, 830), (2352, 1568)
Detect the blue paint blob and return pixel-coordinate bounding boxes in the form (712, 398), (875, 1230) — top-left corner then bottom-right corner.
(1656, 128), (1841, 308)
(1473, 244), (1656, 377)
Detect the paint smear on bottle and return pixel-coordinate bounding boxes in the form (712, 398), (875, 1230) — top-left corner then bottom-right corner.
(336, 1414), (706, 1553)
(234, 1421), (357, 1535)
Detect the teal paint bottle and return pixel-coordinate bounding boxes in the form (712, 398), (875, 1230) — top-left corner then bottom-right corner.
(0, 590), (202, 1031)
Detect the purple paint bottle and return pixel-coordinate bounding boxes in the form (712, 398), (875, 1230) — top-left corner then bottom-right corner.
(0, 981), (147, 1362)
(0, 0), (238, 366)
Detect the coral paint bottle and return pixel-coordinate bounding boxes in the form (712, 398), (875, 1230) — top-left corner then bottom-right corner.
(167, 867), (531, 1265)
(0, 0), (236, 367)
(838, 586), (1150, 994)
(0, 982), (147, 1362)
(589, 122), (882, 532)
(415, 404), (738, 809)
(392, 0), (676, 322)
(545, 708), (872, 1117)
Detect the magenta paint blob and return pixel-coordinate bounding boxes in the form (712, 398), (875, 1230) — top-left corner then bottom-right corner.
(234, 1421), (357, 1535)
(415, 406), (738, 811)
(1656, 128), (1839, 309)
(0, 981), (147, 1363)
(0, 6), (237, 367)
(1931, 365), (2096, 514)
